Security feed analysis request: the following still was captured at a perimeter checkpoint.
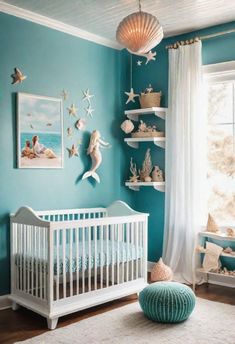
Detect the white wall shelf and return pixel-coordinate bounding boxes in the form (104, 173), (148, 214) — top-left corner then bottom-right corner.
(125, 182), (165, 192)
(125, 107), (167, 121)
(196, 247), (235, 259)
(193, 231), (235, 290)
(124, 137), (165, 149)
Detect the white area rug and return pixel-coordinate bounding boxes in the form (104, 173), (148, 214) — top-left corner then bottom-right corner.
(17, 298), (235, 344)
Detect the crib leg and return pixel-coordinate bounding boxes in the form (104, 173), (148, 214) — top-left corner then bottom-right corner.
(47, 317), (58, 330)
(12, 301), (20, 311)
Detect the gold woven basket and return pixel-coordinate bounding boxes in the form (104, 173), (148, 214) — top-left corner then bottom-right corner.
(139, 91), (161, 108)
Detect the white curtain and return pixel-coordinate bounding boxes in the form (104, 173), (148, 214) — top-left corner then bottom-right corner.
(163, 41), (206, 284)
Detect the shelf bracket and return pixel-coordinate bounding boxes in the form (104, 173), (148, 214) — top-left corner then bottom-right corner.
(153, 140), (165, 149)
(126, 141), (139, 149)
(153, 184), (165, 192)
(154, 110), (166, 120)
(128, 185), (140, 191)
(126, 113), (139, 122)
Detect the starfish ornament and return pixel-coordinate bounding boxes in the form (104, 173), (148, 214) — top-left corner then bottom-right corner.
(61, 89), (68, 100)
(143, 50), (157, 65)
(67, 104), (77, 117)
(75, 118), (86, 130)
(11, 67), (27, 84)
(67, 144), (79, 158)
(85, 105), (95, 118)
(82, 89), (94, 103)
(125, 88), (139, 104)
(137, 60), (142, 66)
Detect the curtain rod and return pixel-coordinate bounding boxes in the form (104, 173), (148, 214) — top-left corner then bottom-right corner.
(165, 28), (235, 49)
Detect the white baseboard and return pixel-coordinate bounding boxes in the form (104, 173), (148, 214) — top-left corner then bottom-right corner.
(0, 295), (11, 310)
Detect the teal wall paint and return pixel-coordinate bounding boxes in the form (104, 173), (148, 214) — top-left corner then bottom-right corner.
(126, 21), (235, 263)
(0, 13), (128, 295)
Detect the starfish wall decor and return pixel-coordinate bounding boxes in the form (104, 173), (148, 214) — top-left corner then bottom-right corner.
(11, 68), (27, 84)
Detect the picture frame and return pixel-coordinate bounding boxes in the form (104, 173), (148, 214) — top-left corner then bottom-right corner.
(17, 92), (64, 169)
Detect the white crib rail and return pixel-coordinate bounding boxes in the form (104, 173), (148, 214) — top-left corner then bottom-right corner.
(10, 201), (148, 327)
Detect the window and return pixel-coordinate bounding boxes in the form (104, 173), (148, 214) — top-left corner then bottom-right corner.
(205, 64), (235, 226)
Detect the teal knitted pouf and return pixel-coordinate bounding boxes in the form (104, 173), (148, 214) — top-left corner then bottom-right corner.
(139, 282), (196, 323)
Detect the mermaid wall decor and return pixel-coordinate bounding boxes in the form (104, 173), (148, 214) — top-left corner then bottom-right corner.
(82, 130), (111, 183)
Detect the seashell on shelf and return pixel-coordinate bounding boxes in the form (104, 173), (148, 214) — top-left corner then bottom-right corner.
(226, 227), (235, 237)
(151, 257), (173, 282)
(206, 214), (220, 233)
(120, 119), (134, 134)
(223, 247), (233, 254)
(116, 11), (163, 54)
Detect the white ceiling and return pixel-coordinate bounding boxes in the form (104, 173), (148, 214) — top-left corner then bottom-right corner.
(2, 0), (235, 48)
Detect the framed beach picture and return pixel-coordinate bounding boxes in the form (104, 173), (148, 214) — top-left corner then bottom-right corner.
(17, 93), (63, 169)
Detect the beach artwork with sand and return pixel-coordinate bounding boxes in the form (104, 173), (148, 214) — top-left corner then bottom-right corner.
(17, 93), (63, 168)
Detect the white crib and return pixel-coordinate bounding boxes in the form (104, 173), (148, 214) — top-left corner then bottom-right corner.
(9, 201), (148, 329)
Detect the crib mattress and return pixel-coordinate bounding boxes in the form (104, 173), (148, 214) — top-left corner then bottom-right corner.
(15, 240), (143, 275)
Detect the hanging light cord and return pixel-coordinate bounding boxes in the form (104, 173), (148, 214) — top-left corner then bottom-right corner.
(130, 54), (133, 89)
(138, 0), (142, 12)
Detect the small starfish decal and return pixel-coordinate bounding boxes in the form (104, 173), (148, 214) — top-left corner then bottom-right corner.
(85, 105), (94, 118)
(137, 60), (142, 66)
(82, 89), (94, 103)
(11, 67), (27, 84)
(143, 50), (157, 65)
(125, 88), (139, 104)
(67, 144), (79, 158)
(67, 104), (77, 117)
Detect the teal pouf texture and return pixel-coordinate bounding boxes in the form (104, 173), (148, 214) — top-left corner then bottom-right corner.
(139, 282), (196, 323)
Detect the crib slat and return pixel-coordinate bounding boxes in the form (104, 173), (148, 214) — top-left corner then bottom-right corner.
(136, 222), (139, 279)
(27, 225), (30, 293)
(23, 225), (26, 293)
(111, 224), (114, 286)
(31, 225), (34, 296)
(117, 224), (120, 285)
(70, 228), (73, 296)
(82, 227), (85, 294)
(131, 223), (134, 281)
(126, 223), (129, 283)
(76, 228), (79, 295)
(35, 227), (39, 298)
(40, 228), (43, 299)
(88, 226), (91, 292)
(62, 229), (66, 299)
(94, 226), (97, 290)
(100, 225), (103, 289)
(56, 230), (59, 300)
(43, 227), (47, 300)
(106, 225), (109, 287)
(140, 222), (143, 278)
(122, 224), (125, 283)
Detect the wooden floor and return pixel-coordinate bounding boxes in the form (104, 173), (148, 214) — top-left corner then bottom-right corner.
(0, 284), (234, 344)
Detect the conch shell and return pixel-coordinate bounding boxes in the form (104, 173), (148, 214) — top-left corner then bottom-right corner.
(151, 257), (173, 282)
(206, 214), (220, 233)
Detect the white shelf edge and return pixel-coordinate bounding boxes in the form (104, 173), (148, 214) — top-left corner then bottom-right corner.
(124, 107), (167, 121)
(196, 268), (235, 280)
(199, 231), (235, 241)
(125, 182), (165, 192)
(124, 137), (165, 149)
(196, 248), (235, 259)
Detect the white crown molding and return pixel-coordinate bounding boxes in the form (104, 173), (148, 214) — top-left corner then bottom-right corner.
(0, 294), (11, 310)
(0, 1), (122, 50)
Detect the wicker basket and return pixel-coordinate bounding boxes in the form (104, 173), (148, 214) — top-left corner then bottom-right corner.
(139, 91), (161, 108)
(131, 131), (164, 138)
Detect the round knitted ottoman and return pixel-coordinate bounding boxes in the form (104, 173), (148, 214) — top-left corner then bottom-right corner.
(139, 282), (196, 323)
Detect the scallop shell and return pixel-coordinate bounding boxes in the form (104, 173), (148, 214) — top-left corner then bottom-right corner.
(120, 119), (134, 134)
(116, 11), (163, 54)
(151, 257), (173, 282)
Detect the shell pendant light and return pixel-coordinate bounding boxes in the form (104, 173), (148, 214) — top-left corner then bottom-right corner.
(116, 0), (163, 54)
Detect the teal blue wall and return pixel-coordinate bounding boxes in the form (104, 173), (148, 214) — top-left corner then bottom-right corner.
(0, 13), (128, 295)
(1, 12), (235, 295)
(126, 21), (235, 263)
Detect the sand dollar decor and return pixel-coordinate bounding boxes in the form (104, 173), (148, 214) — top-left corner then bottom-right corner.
(139, 282), (196, 323)
(151, 257), (173, 282)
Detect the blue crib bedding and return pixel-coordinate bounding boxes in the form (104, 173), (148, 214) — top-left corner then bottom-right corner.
(15, 240), (143, 275)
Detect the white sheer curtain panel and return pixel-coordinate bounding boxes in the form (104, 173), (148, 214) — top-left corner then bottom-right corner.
(163, 41), (206, 284)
